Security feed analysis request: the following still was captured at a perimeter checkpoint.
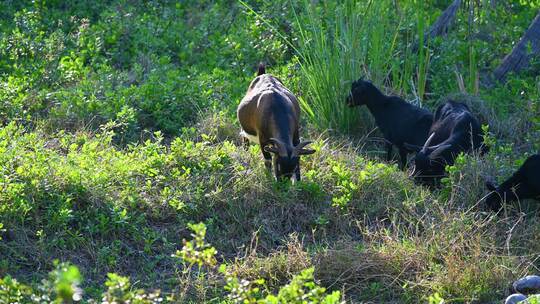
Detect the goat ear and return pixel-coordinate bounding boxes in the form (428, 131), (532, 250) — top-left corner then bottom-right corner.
(403, 143), (422, 152)
(267, 138), (287, 156)
(294, 141), (315, 156)
(263, 145), (278, 154)
(430, 144), (452, 156)
(485, 181), (497, 191)
(257, 63), (266, 76)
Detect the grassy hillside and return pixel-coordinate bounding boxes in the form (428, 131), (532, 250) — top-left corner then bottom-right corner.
(1, 1), (539, 303)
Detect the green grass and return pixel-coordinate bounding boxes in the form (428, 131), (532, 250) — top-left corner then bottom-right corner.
(1, 1), (540, 303)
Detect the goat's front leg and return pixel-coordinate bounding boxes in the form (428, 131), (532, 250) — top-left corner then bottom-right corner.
(273, 157), (280, 180)
(262, 148), (272, 172)
(398, 148), (407, 170)
(293, 132), (301, 181)
(385, 142), (393, 162)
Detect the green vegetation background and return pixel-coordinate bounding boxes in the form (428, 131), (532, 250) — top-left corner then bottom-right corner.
(0, 0), (539, 303)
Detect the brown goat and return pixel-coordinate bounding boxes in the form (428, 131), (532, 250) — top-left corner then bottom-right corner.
(237, 64), (315, 180)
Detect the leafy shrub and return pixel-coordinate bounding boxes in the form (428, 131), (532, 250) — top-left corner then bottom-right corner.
(0, 261), (82, 303)
(99, 273), (162, 304)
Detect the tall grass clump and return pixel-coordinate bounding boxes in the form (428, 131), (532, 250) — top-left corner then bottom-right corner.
(293, 0), (427, 134)
(415, 1), (431, 102)
(293, 0), (365, 134)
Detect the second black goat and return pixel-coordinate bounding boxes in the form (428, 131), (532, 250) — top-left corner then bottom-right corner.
(405, 100), (485, 185)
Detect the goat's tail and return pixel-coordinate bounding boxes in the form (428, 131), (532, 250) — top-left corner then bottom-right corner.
(257, 63), (266, 76)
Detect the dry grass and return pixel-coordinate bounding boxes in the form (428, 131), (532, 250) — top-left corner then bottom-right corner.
(227, 234), (312, 291)
(314, 241), (428, 300)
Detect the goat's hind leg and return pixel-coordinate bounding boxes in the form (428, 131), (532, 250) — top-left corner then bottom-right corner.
(261, 147), (272, 172)
(242, 136), (250, 150)
(293, 132), (301, 181)
(398, 148), (408, 170)
(385, 141), (393, 162)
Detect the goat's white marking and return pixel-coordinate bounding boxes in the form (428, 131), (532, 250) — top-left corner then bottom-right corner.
(240, 130), (259, 144)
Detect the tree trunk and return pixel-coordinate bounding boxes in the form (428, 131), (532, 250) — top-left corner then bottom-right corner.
(492, 12), (540, 83)
(413, 0), (461, 52)
(427, 0), (462, 39)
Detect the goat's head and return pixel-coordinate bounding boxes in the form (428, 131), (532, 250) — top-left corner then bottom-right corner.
(484, 181), (503, 211)
(405, 133), (451, 183)
(346, 79), (378, 107)
(264, 138), (315, 179)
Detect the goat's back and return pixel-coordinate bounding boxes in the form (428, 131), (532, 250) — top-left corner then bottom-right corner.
(246, 74), (288, 96)
(385, 97), (433, 146)
(433, 100), (471, 121)
(238, 74), (300, 139)
(429, 101), (481, 147)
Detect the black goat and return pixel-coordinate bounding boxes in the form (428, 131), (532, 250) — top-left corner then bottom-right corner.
(237, 64), (315, 181)
(346, 79), (433, 169)
(484, 154), (540, 211)
(404, 100), (484, 185)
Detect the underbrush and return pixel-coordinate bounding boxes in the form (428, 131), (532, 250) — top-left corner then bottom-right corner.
(2, 116), (540, 302)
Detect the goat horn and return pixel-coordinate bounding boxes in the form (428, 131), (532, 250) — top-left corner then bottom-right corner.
(293, 141), (314, 157)
(408, 165), (416, 178)
(421, 133), (436, 153)
(267, 138), (287, 157)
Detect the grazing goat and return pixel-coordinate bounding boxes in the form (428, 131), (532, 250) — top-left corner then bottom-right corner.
(484, 154), (540, 211)
(237, 64), (315, 181)
(404, 100), (484, 185)
(346, 79), (433, 168)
